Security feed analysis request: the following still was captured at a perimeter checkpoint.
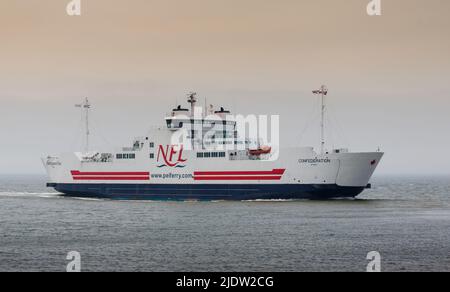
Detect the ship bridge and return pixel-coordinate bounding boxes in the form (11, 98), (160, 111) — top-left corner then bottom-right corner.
(163, 93), (254, 152)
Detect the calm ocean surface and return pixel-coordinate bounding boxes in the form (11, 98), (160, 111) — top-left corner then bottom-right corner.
(0, 175), (449, 272)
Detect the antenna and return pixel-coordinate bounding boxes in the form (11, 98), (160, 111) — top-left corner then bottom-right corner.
(187, 92), (197, 117)
(312, 85), (328, 155)
(75, 97), (91, 153)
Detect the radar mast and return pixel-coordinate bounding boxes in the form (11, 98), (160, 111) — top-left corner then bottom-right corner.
(75, 98), (91, 153)
(312, 85), (328, 155)
(187, 92), (197, 117)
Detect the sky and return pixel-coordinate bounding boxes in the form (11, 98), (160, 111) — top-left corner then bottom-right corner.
(0, 0), (449, 175)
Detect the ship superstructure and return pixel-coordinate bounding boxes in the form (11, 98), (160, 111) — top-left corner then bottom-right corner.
(43, 89), (383, 200)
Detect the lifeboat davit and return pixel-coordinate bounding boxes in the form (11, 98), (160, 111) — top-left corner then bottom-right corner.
(249, 146), (272, 156)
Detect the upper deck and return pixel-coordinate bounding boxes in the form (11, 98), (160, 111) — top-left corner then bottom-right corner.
(72, 92), (276, 165)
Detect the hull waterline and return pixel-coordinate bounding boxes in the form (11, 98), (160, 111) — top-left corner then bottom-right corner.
(49, 183), (367, 201)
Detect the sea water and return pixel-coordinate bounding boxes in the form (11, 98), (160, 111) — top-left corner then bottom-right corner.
(0, 175), (449, 272)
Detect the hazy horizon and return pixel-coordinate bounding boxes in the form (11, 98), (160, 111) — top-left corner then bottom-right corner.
(1, 0), (449, 175)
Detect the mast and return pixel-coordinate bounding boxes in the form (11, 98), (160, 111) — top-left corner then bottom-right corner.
(187, 92), (197, 117)
(75, 98), (91, 153)
(312, 85), (328, 155)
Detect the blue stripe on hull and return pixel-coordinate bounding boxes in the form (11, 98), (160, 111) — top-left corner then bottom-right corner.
(51, 183), (365, 200)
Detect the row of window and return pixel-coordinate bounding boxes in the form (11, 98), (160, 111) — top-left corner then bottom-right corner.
(197, 152), (226, 158)
(203, 141), (245, 145)
(167, 119), (236, 126)
(187, 130), (237, 137)
(116, 153), (136, 160)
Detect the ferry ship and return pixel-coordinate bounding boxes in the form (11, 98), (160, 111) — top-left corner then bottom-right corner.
(43, 87), (383, 200)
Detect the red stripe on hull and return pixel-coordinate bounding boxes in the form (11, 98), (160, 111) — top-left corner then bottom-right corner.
(194, 176), (282, 181)
(194, 169), (285, 176)
(71, 171), (149, 176)
(72, 176), (150, 181)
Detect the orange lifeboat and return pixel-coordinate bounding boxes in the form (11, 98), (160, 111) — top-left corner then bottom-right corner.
(249, 146), (272, 156)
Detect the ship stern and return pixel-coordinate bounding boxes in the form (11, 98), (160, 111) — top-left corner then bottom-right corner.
(41, 156), (63, 189)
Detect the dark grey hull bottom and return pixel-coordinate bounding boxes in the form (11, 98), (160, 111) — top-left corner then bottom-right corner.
(48, 183), (367, 201)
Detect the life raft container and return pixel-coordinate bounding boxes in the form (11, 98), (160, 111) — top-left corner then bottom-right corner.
(249, 146), (272, 156)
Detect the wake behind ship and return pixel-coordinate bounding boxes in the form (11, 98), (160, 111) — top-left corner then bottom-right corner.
(43, 88), (383, 200)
